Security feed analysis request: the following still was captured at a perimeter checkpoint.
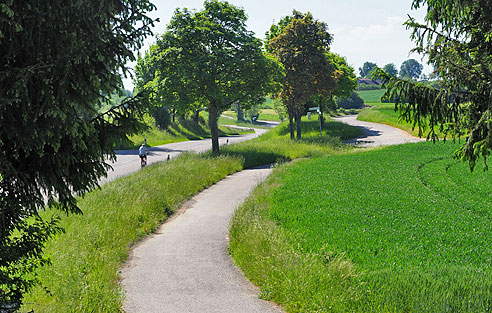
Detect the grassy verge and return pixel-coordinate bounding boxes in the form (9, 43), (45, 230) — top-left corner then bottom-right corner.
(124, 115), (253, 149)
(223, 109), (281, 122)
(218, 119), (363, 168)
(230, 141), (492, 312)
(22, 153), (243, 312)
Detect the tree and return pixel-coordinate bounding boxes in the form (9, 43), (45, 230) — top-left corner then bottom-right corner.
(376, 0), (492, 170)
(137, 0), (279, 153)
(383, 63), (399, 77)
(337, 92), (365, 109)
(0, 0), (155, 308)
(399, 58), (423, 79)
(359, 61), (378, 78)
(269, 11), (337, 139)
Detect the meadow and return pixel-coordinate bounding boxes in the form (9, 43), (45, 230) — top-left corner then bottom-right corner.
(230, 141), (492, 312)
(357, 89), (386, 104)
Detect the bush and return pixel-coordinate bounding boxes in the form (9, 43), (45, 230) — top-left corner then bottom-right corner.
(336, 92), (365, 109)
(152, 106), (171, 130)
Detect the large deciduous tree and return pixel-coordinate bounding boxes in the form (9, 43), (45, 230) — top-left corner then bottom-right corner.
(377, 0), (492, 170)
(383, 63), (399, 77)
(359, 61), (378, 78)
(268, 11), (337, 139)
(399, 58), (423, 80)
(137, 0), (279, 153)
(0, 0), (155, 308)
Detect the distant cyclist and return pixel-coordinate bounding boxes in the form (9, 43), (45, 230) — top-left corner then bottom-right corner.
(139, 143), (148, 166)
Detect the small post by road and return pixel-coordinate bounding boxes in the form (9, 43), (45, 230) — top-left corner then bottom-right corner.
(309, 107), (322, 136)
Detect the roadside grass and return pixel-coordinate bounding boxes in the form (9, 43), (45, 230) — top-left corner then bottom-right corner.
(230, 141), (492, 312)
(124, 115), (252, 149)
(357, 89), (386, 103)
(221, 109), (281, 123)
(219, 119), (363, 168)
(22, 153), (243, 312)
(358, 103), (447, 138)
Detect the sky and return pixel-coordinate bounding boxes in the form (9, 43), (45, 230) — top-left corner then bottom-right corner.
(122, 0), (429, 90)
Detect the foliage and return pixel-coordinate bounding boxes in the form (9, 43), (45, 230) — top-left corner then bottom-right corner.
(382, 63), (398, 77)
(230, 142), (492, 312)
(336, 92), (365, 109)
(328, 53), (358, 99)
(268, 10), (337, 140)
(23, 153), (243, 312)
(136, 0), (280, 153)
(375, 0), (492, 170)
(152, 106), (172, 130)
(272, 99), (288, 121)
(399, 58), (423, 79)
(0, 0), (155, 307)
(359, 61), (377, 78)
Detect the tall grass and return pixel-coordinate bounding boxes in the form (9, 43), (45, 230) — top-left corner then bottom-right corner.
(230, 141), (492, 312)
(22, 153), (243, 312)
(219, 119), (363, 168)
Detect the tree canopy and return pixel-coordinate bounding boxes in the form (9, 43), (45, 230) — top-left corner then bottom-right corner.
(399, 58), (423, 80)
(268, 11), (337, 139)
(383, 63), (399, 78)
(0, 0), (155, 308)
(359, 61), (378, 78)
(136, 0), (279, 153)
(377, 0), (492, 170)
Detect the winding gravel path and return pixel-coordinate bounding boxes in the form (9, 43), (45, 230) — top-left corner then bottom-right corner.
(121, 166), (282, 313)
(334, 115), (423, 147)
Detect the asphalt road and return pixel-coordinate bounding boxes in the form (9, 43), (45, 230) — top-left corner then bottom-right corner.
(333, 115), (424, 147)
(101, 128), (268, 184)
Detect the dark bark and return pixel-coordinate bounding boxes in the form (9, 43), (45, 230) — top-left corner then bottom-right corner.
(236, 102), (244, 121)
(295, 109), (302, 140)
(194, 109), (200, 124)
(319, 96), (325, 129)
(288, 111), (295, 140)
(209, 100), (220, 153)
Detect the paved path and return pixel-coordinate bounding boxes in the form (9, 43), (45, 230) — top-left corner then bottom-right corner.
(121, 166), (282, 313)
(334, 115), (424, 147)
(102, 127), (268, 184)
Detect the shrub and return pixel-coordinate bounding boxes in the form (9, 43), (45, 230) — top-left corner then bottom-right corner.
(336, 92), (365, 109)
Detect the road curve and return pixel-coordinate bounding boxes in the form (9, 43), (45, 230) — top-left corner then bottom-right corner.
(101, 127), (268, 184)
(121, 166), (283, 313)
(333, 115), (424, 147)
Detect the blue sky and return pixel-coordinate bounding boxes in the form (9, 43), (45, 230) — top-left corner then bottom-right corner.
(123, 0), (428, 90)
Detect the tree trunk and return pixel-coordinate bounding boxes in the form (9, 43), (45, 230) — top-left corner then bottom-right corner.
(236, 102), (244, 121)
(172, 108), (176, 123)
(319, 96), (325, 129)
(295, 109), (302, 140)
(209, 101), (220, 154)
(288, 111), (295, 140)
(194, 109), (200, 124)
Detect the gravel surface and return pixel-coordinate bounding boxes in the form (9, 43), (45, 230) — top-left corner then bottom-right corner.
(121, 166), (282, 313)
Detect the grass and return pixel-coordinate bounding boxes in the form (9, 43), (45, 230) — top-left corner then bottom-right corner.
(222, 108), (281, 123)
(124, 115), (253, 149)
(230, 141), (492, 312)
(218, 118), (363, 168)
(22, 153), (243, 312)
(357, 103), (449, 138)
(357, 89), (386, 104)
(20, 117), (362, 312)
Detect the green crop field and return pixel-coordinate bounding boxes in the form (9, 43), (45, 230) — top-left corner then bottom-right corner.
(357, 89), (386, 104)
(230, 142), (492, 312)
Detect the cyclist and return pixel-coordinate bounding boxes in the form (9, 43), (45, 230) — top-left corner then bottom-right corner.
(138, 143), (148, 166)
